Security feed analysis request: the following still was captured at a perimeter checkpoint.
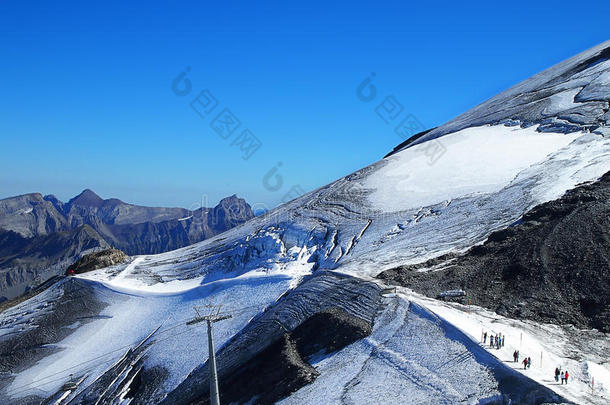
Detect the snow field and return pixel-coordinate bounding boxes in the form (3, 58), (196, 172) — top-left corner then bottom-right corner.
(366, 125), (581, 212)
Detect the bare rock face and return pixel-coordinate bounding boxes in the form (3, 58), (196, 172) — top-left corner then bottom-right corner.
(197, 307), (373, 405)
(207, 195), (254, 233)
(66, 248), (128, 275)
(0, 193), (69, 238)
(0, 190), (255, 250)
(202, 334), (320, 405)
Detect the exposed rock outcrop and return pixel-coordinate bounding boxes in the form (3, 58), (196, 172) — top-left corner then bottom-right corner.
(66, 248), (128, 275)
(202, 334), (319, 405)
(197, 307), (373, 405)
(0, 193), (69, 238)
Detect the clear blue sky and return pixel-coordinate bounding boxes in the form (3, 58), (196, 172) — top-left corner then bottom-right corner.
(1, 1), (608, 210)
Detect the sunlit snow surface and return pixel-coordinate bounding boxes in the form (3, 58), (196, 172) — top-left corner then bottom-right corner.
(365, 125), (581, 211)
(2, 124), (610, 404)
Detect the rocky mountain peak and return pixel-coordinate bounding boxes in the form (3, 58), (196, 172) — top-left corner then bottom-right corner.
(209, 195), (254, 230)
(19, 192), (44, 202)
(43, 194), (60, 203)
(217, 194), (241, 205)
(68, 189), (105, 207)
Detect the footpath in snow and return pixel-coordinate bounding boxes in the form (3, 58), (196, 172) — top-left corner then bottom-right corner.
(405, 289), (610, 405)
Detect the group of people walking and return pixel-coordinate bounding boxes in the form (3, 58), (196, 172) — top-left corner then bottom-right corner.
(482, 331), (504, 349)
(481, 329), (574, 389)
(554, 367), (569, 384)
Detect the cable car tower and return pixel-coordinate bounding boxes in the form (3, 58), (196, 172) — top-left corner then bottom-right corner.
(187, 305), (232, 405)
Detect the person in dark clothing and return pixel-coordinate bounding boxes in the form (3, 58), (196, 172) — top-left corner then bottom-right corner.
(513, 350), (518, 362)
(483, 332), (487, 344)
(523, 357), (528, 370)
(489, 335), (494, 348)
(555, 367), (560, 382)
(527, 357), (531, 369)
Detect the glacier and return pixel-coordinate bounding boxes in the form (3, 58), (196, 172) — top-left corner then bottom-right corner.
(1, 41), (610, 404)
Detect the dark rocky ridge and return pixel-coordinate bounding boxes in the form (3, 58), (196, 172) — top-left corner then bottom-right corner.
(378, 171), (610, 332)
(384, 127), (436, 158)
(203, 333), (316, 405)
(0, 190), (254, 299)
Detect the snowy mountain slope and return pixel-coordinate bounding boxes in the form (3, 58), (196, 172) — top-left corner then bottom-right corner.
(163, 271), (382, 405)
(280, 297), (565, 405)
(1, 41), (610, 404)
(72, 126), (609, 287)
(378, 170), (610, 332)
(1, 272), (300, 403)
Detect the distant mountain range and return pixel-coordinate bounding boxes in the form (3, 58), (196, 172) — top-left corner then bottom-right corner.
(0, 189), (254, 299)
